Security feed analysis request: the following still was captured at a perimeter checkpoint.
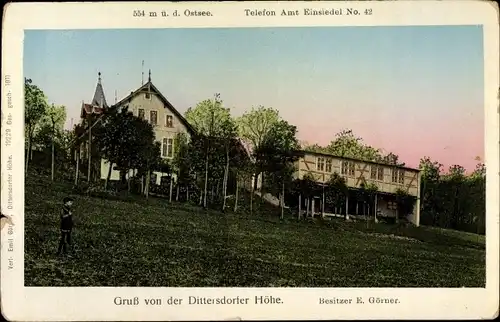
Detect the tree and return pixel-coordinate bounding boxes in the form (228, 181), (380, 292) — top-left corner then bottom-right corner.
(395, 188), (417, 223)
(325, 172), (348, 218)
(255, 119), (300, 218)
(237, 106), (280, 190)
(24, 78), (48, 173)
(43, 104), (66, 181)
(304, 129), (404, 166)
(98, 108), (158, 193)
(185, 94), (235, 208)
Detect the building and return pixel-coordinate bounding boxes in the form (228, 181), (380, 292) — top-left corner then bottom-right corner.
(294, 150), (421, 226)
(96, 70), (196, 185)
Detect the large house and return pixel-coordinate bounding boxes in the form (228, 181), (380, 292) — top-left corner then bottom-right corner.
(79, 71), (195, 185)
(294, 150), (421, 226)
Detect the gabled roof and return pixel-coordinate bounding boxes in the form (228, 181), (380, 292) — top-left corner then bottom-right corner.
(80, 72), (108, 119)
(115, 80), (196, 135)
(297, 149), (420, 172)
(80, 103), (105, 118)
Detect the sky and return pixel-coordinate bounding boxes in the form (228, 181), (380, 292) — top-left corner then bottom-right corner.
(23, 26), (484, 172)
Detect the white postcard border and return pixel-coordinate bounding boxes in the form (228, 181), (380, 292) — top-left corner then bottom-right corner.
(1, 1), (499, 320)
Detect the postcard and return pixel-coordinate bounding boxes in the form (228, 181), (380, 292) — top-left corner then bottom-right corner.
(1, 1), (499, 320)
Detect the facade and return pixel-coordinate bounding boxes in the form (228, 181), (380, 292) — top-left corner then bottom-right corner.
(98, 71), (196, 184)
(294, 150), (421, 226)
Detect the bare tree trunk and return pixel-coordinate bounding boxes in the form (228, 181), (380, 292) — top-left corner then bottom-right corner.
(306, 197), (310, 217)
(25, 129), (32, 174)
(280, 181), (285, 219)
(176, 183), (180, 201)
(187, 186), (190, 202)
(234, 177), (239, 212)
(250, 179), (254, 215)
(141, 175), (144, 195)
(222, 150), (229, 212)
(145, 170), (150, 199)
(203, 151), (209, 208)
(74, 147), (80, 185)
(51, 134), (55, 182)
(169, 176), (173, 202)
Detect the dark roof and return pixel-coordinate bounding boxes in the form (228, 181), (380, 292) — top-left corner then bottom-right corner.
(91, 73), (108, 108)
(80, 103), (105, 118)
(297, 149), (420, 172)
(114, 81), (196, 135)
(80, 73), (108, 119)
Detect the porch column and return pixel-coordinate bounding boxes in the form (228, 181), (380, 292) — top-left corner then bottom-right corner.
(311, 198), (315, 217)
(413, 171), (422, 227)
(298, 194), (302, 219)
(322, 186), (325, 217)
(374, 193), (378, 223)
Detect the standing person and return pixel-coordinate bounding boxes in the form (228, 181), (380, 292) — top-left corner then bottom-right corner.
(57, 197), (74, 255)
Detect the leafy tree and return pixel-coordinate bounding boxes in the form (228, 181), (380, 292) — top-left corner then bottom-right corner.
(325, 172), (348, 218)
(395, 188), (417, 223)
(24, 78), (48, 173)
(237, 106), (280, 190)
(98, 108), (158, 193)
(255, 119), (300, 218)
(185, 94), (234, 208)
(41, 104), (66, 181)
(303, 129), (404, 166)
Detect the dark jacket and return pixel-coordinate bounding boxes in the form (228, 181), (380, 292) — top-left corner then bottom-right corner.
(60, 206), (73, 231)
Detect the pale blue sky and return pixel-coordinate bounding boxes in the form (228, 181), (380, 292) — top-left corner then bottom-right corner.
(24, 26), (484, 171)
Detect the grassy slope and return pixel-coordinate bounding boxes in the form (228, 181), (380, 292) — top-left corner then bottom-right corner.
(25, 174), (485, 287)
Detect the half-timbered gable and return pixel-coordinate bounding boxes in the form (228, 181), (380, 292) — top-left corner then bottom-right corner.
(294, 150), (421, 226)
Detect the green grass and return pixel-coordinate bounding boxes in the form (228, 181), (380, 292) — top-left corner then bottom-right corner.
(25, 174), (485, 287)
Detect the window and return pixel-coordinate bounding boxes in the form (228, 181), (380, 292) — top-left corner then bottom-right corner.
(371, 166), (385, 181)
(377, 167), (384, 181)
(341, 161), (348, 175)
(145, 92), (151, 100)
(387, 201), (397, 210)
(166, 115), (173, 128)
(138, 109), (145, 119)
(150, 111), (158, 126)
(317, 157), (325, 172)
(325, 159), (332, 172)
(162, 138), (174, 158)
(348, 162), (355, 176)
(392, 169), (398, 183)
(398, 170), (405, 184)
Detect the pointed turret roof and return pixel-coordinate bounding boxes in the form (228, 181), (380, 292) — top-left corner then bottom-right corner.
(91, 72), (108, 108)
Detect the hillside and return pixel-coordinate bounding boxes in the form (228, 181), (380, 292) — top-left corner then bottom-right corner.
(25, 174), (485, 287)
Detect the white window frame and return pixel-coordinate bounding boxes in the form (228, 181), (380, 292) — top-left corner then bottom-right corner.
(348, 162), (355, 176)
(377, 167), (384, 181)
(162, 138), (174, 159)
(325, 158), (332, 173)
(317, 157), (325, 172)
